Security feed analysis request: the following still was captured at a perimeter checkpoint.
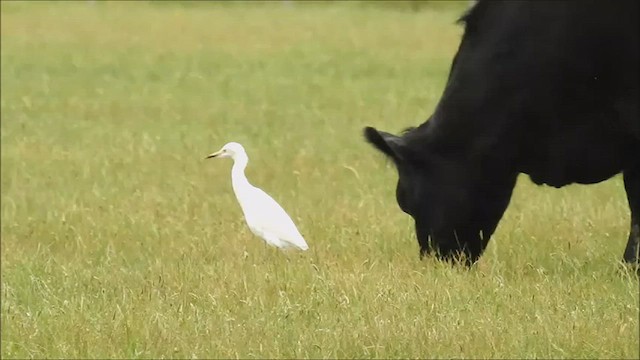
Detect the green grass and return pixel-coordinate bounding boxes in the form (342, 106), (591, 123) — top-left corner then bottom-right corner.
(1, 1), (638, 358)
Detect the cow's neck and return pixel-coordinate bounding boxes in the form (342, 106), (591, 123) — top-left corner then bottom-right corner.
(430, 96), (518, 158)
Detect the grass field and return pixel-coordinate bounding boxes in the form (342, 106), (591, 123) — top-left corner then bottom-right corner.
(1, 1), (638, 358)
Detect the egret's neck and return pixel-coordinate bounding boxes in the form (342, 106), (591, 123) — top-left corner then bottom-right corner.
(231, 153), (251, 191)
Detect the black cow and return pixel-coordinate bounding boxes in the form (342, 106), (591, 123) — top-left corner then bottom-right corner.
(364, 0), (639, 266)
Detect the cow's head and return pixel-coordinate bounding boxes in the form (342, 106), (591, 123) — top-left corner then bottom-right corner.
(364, 125), (515, 265)
(361, 1), (526, 265)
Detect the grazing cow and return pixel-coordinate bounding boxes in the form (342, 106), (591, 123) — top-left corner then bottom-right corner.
(364, 0), (639, 266)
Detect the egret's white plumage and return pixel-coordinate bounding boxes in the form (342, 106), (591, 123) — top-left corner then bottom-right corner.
(206, 142), (309, 251)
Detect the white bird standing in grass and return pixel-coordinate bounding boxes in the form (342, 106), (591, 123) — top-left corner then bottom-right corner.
(205, 142), (309, 251)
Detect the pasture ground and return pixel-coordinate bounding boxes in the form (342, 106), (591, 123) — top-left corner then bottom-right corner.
(1, 1), (638, 358)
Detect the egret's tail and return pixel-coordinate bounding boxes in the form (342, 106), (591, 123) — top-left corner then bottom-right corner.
(295, 236), (309, 251)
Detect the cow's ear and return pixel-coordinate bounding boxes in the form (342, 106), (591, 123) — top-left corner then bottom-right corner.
(363, 126), (407, 162)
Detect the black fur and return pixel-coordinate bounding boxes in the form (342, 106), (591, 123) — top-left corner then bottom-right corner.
(364, 0), (640, 266)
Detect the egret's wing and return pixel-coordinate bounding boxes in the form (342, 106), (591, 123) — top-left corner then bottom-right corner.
(242, 186), (308, 248)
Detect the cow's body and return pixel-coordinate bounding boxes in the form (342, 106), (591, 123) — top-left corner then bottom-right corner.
(364, 0), (639, 265)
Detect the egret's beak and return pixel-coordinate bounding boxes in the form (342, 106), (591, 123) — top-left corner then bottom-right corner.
(205, 150), (222, 159)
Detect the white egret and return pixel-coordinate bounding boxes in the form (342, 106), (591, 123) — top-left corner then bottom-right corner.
(205, 142), (309, 251)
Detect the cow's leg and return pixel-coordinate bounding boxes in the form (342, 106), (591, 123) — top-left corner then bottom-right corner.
(623, 164), (640, 266)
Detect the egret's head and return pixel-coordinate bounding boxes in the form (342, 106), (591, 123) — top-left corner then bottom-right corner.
(205, 142), (245, 160)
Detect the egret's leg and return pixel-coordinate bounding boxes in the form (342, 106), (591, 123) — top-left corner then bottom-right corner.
(261, 233), (284, 282)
